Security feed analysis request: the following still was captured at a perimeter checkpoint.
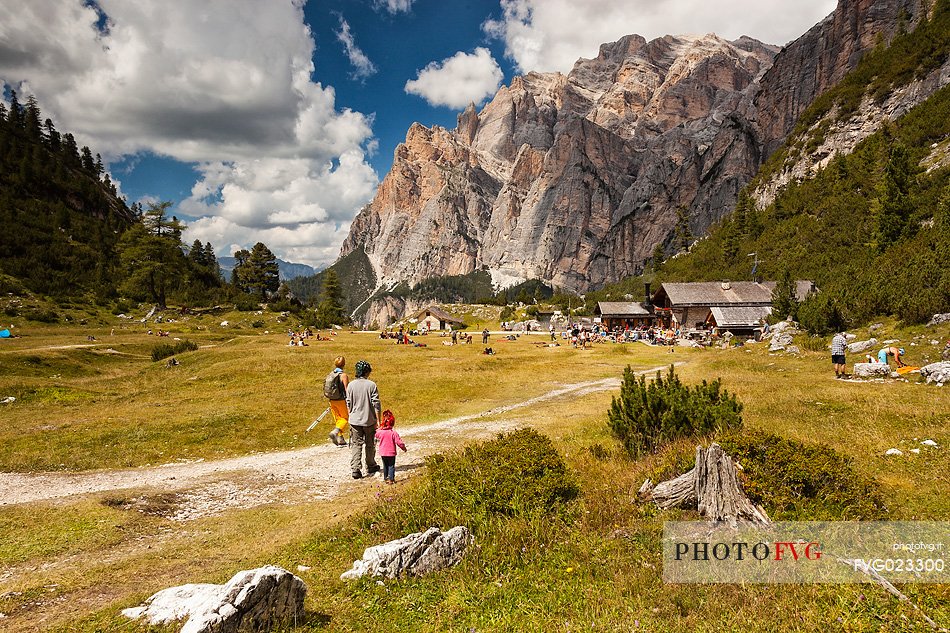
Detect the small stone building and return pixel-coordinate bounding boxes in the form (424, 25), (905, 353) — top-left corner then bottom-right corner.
(415, 306), (465, 331)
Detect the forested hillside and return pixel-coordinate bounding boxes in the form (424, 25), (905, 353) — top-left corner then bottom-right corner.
(0, 92), (136, 298)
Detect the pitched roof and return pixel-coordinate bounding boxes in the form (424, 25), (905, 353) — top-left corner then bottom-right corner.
(658, 281), (774, 306)
(595, 301), (652, 317)
(709, 306), (772, 328)
(415, 306), (465, 324)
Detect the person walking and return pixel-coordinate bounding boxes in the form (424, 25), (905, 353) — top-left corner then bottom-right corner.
(482, 328), (490, 345)
(345, 360), (381, 479)
(324, 356), (350, 445)
(830, 332), (848, 379)
(375, 410), (407, 484)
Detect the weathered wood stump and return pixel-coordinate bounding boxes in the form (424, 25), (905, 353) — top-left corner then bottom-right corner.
(639, 443), (770, 527)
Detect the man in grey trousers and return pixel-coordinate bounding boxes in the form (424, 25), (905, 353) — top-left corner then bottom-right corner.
(345, 359), (381, 479)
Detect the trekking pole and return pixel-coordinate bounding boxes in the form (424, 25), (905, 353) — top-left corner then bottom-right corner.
(306, 407), (332, 432)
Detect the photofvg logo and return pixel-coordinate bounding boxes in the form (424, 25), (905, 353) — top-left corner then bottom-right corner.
(663, 522), (950, 584)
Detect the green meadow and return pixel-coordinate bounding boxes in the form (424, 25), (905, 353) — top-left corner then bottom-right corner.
(0, 307), (948, 631)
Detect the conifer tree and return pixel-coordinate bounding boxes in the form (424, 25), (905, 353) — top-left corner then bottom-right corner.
(234, 242), (279, 300)
(317, 269), (347, 325)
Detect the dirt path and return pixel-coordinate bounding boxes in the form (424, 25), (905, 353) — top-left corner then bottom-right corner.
(0, 366), (675, 519)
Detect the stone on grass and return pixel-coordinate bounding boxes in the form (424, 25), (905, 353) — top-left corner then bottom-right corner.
(847, 338), (877, 354)
(885, 448), (903, 456)
(769, 333), (794, 352)
(920, 362), (950, 385)
(122, 565), (306, 633)
(921, 439), (939, 448)
(786, 345), (801, 355)
(341, 526), (471, 580)
(853, 363), (890, 378)
(927, 313), (950, 326)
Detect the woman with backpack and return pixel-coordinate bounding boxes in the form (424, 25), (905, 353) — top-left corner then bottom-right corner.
(324, 356), (349, 446)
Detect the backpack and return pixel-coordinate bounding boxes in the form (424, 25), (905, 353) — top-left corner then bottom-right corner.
(323, 371), (345, 400)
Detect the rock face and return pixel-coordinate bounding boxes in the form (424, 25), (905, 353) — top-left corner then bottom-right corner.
(341, 0), (934, 296)
(920, 361), (950, 384)
(341, 526), (471, 580)
(122, 566), (306, 633)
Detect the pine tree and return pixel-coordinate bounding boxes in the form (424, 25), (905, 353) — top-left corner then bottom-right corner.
(674, 206), (693, 252)
(234, 242), (279, 300)
(873, 142), (913, 251)
(317, 269), (347, 325)
(771, 269), (799, 322)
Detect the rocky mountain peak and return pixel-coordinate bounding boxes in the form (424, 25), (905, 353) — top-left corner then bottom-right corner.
(341, 0), (933, 323)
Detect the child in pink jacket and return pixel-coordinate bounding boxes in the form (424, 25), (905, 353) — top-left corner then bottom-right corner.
(375, 410), (407, 484)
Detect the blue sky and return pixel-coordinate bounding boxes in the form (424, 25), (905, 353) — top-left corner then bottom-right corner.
(1, 0), (836, 267)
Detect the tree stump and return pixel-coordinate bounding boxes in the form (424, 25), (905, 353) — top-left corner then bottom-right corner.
(641, 443), (770, 527)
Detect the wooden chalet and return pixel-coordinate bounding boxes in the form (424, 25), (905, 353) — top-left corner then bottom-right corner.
(595, 301), (654, 329)
(414, 306), (465, 331)
(652, 280), (815, 329)
(705, 306), (773, 337)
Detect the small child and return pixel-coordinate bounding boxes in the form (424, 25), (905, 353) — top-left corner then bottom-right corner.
(375, 410), (407, 484)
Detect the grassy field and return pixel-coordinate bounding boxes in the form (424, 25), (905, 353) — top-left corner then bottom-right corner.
(0, 306), (948, 631)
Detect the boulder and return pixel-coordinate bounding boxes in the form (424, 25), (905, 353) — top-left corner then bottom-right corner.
(853, 363), (890, 378)
(920, 361), (950, 385)
(769, 332), (794, 352)
(846, 338), (877, 354)
(868, 323), (883, 333)
(927, 313), (950, 326)
(341, 526), (471, 580)
(122, 565), (306, 633)
(786, 345), (801, 355)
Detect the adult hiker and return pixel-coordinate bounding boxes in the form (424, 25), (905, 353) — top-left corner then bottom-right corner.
(878, 346), (906, 368)
(482, 328), (490, 345)
(345, 359), (381, 479)
(831, 331), (848, 379)
(324, 356), (349, 446)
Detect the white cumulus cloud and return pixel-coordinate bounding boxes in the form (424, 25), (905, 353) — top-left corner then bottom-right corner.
(405, 47), (504, 109)
(0, 0), (379, 268)
(483, 0), (838, 74)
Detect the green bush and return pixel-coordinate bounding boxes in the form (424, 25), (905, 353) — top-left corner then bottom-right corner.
(798, 292), (848, 335)
(151, 339), (199, 362)
(23, 308), (59, 323)
(608, 366), (742, 458)
(233, 294), (260, 311)
(251, 320), (265, 328)
(422, 429), (578, 524)
(719, 429), (887, 520)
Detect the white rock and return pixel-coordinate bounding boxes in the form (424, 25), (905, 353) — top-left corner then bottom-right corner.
(847, 338), (878, 354)
(910, 448), (921, 454)
(921, 439), (939, 447)
(921, 362), (950, 385)
(885, 448), (903, 456)
(853, 363), (890, 378)
(220, 321), (229, 327)
(122, 565), (306, 633)
(0, 397), (14, 404)
(341, 526), (471, 580)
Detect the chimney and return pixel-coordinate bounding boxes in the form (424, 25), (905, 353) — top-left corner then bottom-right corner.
(721, 280), (731, 290)
(644, 282), (652, 307)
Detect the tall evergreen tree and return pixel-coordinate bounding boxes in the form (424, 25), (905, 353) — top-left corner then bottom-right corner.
(873, 142), (913, 251)
(674, 205), (693, 252)
(234, 242), (279, 300)
(770, 269), (799, 322)
(317, 269), (347, 325)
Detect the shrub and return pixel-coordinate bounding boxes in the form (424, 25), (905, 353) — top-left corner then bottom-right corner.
(608, 366), (742, 458)
(251, 320), (265, 328)
(23, 308), (59, 323)
(233, 294), (260, 311)
(422, 429), (578, 524)
(798, 292), (848, 335)
(719, 429), (887, 520)
(151, 339), (198, 362)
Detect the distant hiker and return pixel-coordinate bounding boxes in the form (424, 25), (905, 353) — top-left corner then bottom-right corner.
(451, 329), (458, 345)
(831, 332), (848, 379)
(375, 410), (407, 484)
(549, 323), (555, 341)
(324, 356), (350, 446)
(482, 328), (490, 345)
(877, 346), (906, 368)
(345, 360), (381, 479)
